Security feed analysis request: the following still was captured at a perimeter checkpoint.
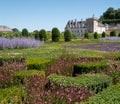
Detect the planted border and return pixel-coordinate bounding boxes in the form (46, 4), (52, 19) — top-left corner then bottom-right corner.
(73, 60), (108, 76)
(0, 86), (27, 103)
(80, 83), (120, 104)
(48, 74), (112, 93)
(26, 57), (51, 70)
(13, 70), (45, 85)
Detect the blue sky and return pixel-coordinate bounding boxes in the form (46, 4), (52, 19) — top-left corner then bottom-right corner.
(0, 0), (119, 32)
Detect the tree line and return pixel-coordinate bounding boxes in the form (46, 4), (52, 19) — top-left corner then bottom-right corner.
(99, 7), (120, 24)
(0, 27), (73, 42)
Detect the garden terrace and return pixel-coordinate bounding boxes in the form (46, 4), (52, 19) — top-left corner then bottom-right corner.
(0, 39), (120, 103)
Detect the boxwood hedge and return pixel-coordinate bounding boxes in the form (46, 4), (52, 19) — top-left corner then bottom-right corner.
(80, 83), (120, 104)
(13, 70), (45, 85)
(26, 57), (51, 70)
(48, 74), (112, 93)
(73, 60), (108, 76)
(0, 86), (27, 103)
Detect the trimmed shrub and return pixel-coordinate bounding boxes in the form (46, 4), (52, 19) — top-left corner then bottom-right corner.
(0, 57), (25, 66)
(84, 32), (89, 39)
(102, 31), (106, 38)
(52, 27), (60, 42)
(48, 74), (112, 93)
(81, 83), (120, 104)
(26, 57), (51, 70)
(118, 33), (120, 37)
(13, 70), (45, 85)
(94, 32), (98, 39)
(39, 29), (47, 41)
(110, 30), (117, 37)
(64, 30), (72, 42)
(0, 86), (27, 103)
(22, 28), (29, 37)
(73, 60), (108, 76)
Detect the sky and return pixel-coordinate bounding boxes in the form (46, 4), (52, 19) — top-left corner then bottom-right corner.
(0, 0), (120, 32)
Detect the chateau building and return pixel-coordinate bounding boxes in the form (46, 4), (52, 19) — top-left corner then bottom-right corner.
(0, 25), (12, 32)
(65, 16), (108, 37)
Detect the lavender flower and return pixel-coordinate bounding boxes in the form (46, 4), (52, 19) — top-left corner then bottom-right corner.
(0, 37), (41, 49)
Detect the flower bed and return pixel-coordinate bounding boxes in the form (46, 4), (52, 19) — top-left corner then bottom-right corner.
(0, 37), (41, 49)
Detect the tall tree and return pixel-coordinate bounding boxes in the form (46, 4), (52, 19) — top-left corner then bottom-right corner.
(22, 28), (29, 37)
(103, 7), (115, 19)
(52, 27), (60, 42)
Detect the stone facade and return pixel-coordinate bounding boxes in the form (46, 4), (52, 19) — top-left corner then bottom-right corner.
(0, 25), (12, 32)
(65, 16), (108, 37)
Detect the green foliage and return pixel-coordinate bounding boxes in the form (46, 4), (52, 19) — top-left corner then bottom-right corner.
(102, 31), (106, 38)
(33, 30), (39, 40)
(13, 70), (45, 85)
(100, 7), (120, 24)
(12, 28), (19, 32)
(0, 57), (24, 66)
(52, 27), (60, 42)
(39, 29), (47, 41)
(118, 33), (120, 37)
(107, 70), (120, 84)
(81, 83), (120, 104)
(48, 74), (112, 93)
(26, 57), (51, 70)
(64, 30), (72, 42)
(73, 60), (108, 76)
(84, 32), (89, 39)
(22, 28), (29, 37)
(0, 86), (27, 103)
(110, 30), (117, 37)
(94, 32), (98, 39)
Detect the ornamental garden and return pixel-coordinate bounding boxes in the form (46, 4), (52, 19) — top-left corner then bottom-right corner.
(0, 28), (120, 104)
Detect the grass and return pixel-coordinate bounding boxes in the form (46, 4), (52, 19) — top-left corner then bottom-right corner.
(0, 39), (111, 59)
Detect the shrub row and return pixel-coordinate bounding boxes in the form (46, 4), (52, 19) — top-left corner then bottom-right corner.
(0, 57), (25, 66)
(0, 86), (27, 103)
(73, 60), (108, 76)
(80, 83), (120, 104)
(13, 70), (45, 85)
(26, 57), (51, 70)
(48, 74), (112, 93)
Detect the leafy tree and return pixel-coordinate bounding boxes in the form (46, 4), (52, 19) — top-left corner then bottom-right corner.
(102, 31), (106, 38)
(33, 30), (39, 40)
(103, 7), (115, 19)
(116, 8), (120, 19)
(39, 29), (47, 41)
(52, 27), (60, 42)
(94, 32), (98, 39)
(12, 28), (19, 32)
(22, 28), (29, 37)
(64, 30), (72, 42)
(84, 32), (89, 39)
(110, 30), (117, 37)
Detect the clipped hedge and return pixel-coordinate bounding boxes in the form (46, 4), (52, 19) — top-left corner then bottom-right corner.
(48, 74), (112, 93)
(0, 86), (27, 103)
(13, 70), (45, 85)
(26, 57), (51, 70)
(80, 83), (120, 104)
(0, 57), (25, 66)
(73, 60), (108, 76)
